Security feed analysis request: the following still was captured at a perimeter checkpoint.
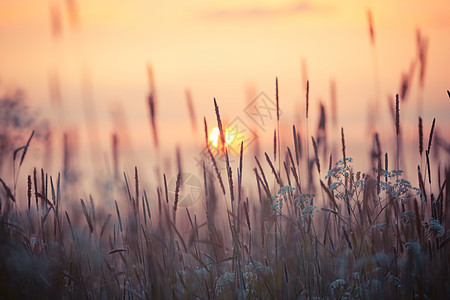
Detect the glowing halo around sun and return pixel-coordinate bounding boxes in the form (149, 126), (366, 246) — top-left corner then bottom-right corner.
(208, 126), (235, 155)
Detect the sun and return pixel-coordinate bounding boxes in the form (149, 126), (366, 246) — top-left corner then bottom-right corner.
(209, 126), (234, 155)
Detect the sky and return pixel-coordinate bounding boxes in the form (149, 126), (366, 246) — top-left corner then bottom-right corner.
(0, 0), (449, 183)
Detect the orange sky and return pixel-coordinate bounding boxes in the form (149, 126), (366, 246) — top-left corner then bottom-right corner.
(0, 0), (449, 178)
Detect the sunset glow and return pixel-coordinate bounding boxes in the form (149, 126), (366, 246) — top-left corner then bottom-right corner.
(209, 126), (235, 155)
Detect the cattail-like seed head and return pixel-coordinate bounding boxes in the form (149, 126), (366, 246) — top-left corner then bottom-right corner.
(276, 77), (279, 120)
(112, 133), (119, 176)
(238, 141), (243, 202)
(385, 153), (388, 182)
(395, 94), (400, 136)
(376, 155), (381, 195)
(306, 80), (310, 119)
(214, 98), (226, 155)
(293, 125), (299, 165)
(318, 103), (326, 132)
(203, 117), (209, 149)
(208, 147), (226, 195)
(374, 132), (381, 158)
(427, 118), (436, 153)
(225, 151), (234, 202)
(27, 175), (31, 210)
(135, 166), (139, 211)
(244, 199), (251, 230)
(115, 200), (123, 232)
(174, 171), (181, 213)
(265, 152), (281, 185)
(164, 174), (169, 203)
(367, 9), (375, 45)
(426, 150), (431, 184)
(148, 93), (158, 147)
(416, 30), (428, 88)
(418, 117), (423, 156)
(297, 132), (302, 160)
(311, 137), (320, 174)
(255, 156), (269, 193)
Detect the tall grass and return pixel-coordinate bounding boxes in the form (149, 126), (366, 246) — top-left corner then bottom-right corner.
(0, 86), (448, 299)
(0, 19), (448, 299)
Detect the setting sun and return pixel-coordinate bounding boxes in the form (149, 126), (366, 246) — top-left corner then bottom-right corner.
(209, 126), (234, 154)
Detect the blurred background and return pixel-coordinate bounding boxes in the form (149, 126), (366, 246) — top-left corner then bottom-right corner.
(0, 0), (449, 197)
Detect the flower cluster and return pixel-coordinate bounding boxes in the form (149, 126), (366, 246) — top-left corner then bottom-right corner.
(330, 279), (346, 297)
(302, 203), (319, 219)
(295, 193), (315, 205)
(244, 261), (273, 279)
(380, 169), (404, 178)
(325, 157), (365, 201)
(271, 185), (295, 214)
(424, 218), (445, 237)
(326, 157), (354, 180)
(215, 262), (273, 298)
(376, 169), (423, 203)
(295, 193), (318, 219)
(215, 272), (235, 297)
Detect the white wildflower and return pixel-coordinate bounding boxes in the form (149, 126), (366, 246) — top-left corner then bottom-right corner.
(378, 173), (422, 203)
(277, 185), (295, 195)
(245, 261), (273, 278)
(215, 272), (235, 297)
(295, 193), (315, 207)
(271, 195), (283, 214)
(425, 218), (444, 237)
(329, 181), (343, 191)
(302, 205), (319, 219)
(330, 279), (346, 297)
(271, 185), (295, 214)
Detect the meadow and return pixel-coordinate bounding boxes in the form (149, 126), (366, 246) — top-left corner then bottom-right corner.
(0, 76), (449, 300)
(0, 5), (449, 299)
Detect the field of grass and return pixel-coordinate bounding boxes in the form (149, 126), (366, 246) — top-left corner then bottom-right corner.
(0, 80), (449, 300)
(0, 8), (449, 298)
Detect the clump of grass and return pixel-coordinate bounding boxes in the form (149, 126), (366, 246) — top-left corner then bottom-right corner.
(0, 108), (448, 300)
